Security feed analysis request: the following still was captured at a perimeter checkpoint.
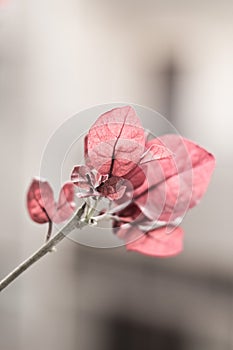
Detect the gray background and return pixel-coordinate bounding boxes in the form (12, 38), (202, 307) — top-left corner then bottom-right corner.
(0, 1), (232, 349)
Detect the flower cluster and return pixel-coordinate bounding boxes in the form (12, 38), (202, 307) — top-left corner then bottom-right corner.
(27, 106), (215, 257)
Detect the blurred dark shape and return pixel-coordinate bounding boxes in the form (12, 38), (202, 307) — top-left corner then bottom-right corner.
(108, 315), (184, 350)
(160, 55), (180, 124)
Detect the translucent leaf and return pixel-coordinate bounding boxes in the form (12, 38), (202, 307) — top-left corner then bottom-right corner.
(87, 106), (145, 176)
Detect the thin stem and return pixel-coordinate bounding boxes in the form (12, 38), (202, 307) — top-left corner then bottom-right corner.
(46, 220), (53, 242)
(86, 197), (99, 221)
(0, 203), (86, 293)
(0, 231), (65, 293)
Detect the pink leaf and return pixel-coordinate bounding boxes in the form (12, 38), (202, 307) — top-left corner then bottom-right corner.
(113, 202), (184, 257)
(126, 226), (184, 257)
(53, 182), (76, 223)
(123, 164), (146, 189)
(113, 166), (146, 206)
(134, 135), (215, 222)
(27, 179), (76, 224)
(87, 106), (146, 176)
(139, 143), (173, 164)
(113, 203), (142, 227)
(113, 204), (149, 240)
(27, 178), (55, 224)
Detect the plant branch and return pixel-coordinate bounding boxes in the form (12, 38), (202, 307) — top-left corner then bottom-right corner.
(0, 203), (86, 293)
(46, 220), (53, 242)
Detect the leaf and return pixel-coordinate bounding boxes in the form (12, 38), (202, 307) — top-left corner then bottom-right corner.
(27, 178), (55, 223)
(87, 106), (145, 177)
(134, 135), (215, 222)
(123, 164), (146, 189)
(126, 226), (184, 257)
(27, 179), (76, 224)
(113, 203), (148, 240)
(53, 182), (76, 223)
(114, 203), (142, 224)
(139, 143), (173, 164)
(111, 166), (146, 207)
(113, 202), (184, 257)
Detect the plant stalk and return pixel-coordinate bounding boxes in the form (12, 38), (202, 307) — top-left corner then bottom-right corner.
(0, 203), (86, 293)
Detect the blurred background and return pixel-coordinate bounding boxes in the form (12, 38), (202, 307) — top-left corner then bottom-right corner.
(0, 0), (232, 349)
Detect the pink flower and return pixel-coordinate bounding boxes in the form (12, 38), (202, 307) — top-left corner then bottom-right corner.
(71, 105), (215, 257)
(27, 105), (215, 257)
(27, 178), (75, 224)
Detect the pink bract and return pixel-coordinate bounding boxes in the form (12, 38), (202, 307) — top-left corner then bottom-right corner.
(113, 203), (183, 257)
(134, 135), (216, 222)
(126, 226), (184, 257)
(87, 106), (146, 176)
(27, 178), (75, 224)
(113, 132), (215, 257)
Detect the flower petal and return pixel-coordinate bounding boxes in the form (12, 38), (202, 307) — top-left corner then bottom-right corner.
(87, 106), (145, 176)
(71, 165), (95, 190)
(126, 226), (184, 257)
(96, 176), (126, 200)
(26, 178), (55, 223)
